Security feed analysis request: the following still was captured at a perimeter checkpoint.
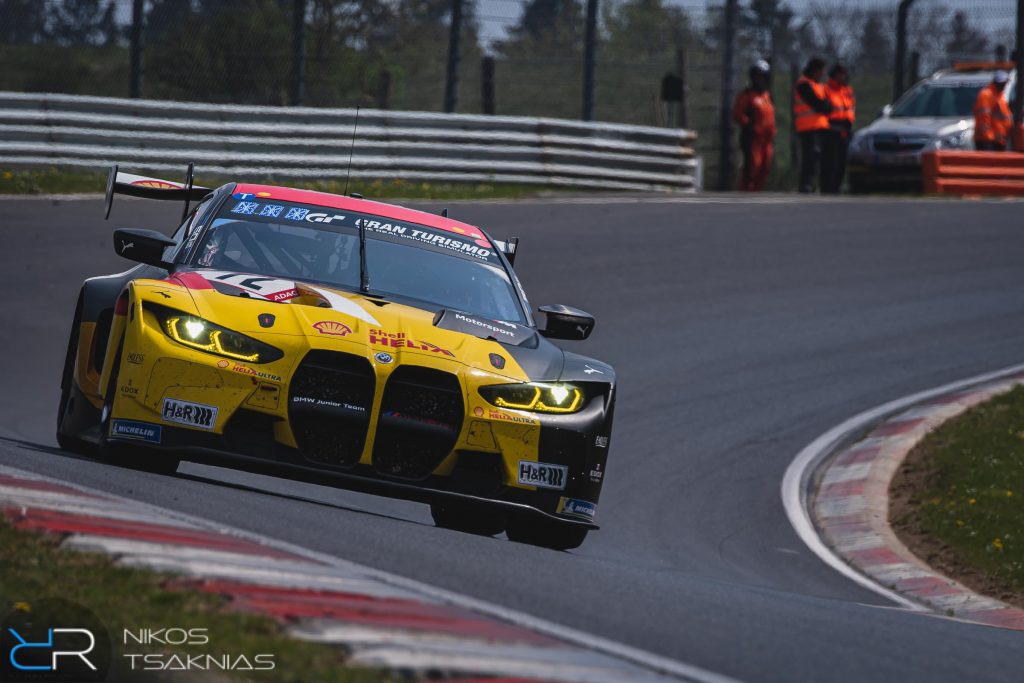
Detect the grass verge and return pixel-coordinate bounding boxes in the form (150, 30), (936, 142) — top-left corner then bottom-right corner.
(890, 385), (1024, 608)
(0, 516), (388, 682)
(0, 167), (563, 200)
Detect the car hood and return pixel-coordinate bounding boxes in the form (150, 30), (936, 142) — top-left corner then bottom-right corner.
(159, 268), (567, 382)
(860, 116), (970, 137)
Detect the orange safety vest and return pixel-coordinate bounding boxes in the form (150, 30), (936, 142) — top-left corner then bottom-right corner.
(826, 80), (855, 125)
(973, 83), (1012, 144)
(793, 75), (829, 133)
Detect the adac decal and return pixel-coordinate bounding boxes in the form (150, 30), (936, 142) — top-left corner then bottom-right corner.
(313, 320), (352, 337)
(557, 497), (597, 520)
(369, 329), (453, 357)
(518, 460), (568, 490)
(110, 419), (161, 444)
(215, 359), (282, 383)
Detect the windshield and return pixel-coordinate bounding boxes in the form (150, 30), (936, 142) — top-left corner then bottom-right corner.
(891, 83), (983, 117)
(197, 197), (526, 323)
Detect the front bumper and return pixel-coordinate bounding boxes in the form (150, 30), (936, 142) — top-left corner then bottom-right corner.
(105, 297), (612, 527)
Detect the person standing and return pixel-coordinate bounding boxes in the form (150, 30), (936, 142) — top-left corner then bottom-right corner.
(973, 70), (1012, 151)
(793, 57), (832, 193)
(822, 64), (855, 194)
(733, 60), (777, 192)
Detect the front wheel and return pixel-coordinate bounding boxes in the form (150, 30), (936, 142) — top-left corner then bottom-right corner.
(506, 516), (589, 551)
(430, 501), (506, 536)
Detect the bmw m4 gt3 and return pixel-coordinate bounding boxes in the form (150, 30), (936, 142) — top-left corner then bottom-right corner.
(56, 168), (615, 550)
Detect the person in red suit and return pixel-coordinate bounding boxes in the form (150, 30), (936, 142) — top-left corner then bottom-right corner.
(733, 60), (777, 192)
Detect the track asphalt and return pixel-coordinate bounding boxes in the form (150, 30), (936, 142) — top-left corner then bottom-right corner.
(2, 194), (1024, 681)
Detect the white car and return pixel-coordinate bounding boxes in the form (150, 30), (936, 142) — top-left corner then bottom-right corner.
(847, 64), (1016, 193)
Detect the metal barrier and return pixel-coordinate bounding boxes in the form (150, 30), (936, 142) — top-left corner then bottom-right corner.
(0, 91), (699, 192)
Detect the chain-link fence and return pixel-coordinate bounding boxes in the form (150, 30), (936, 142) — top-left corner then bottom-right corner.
(0, 0), (1018, 189)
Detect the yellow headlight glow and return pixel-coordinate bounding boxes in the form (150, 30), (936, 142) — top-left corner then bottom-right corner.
(481, 383), (583, 414)
(165, 316), (261, 362)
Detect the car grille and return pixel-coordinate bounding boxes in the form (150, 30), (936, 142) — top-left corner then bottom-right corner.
(288, 350), (374, 468)
(372, 366), (464, 480)
(871, 133), (930, 153)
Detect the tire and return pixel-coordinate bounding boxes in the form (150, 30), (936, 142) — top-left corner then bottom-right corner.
(97, 335), (180, 476)
(506, 515), (589, 551)
(56, 299), (97, 457)
(430, 501), (506, 536)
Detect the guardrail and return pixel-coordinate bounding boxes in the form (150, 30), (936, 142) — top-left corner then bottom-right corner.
(922, 150), (1024, 196)
(0, 92), (700, 193)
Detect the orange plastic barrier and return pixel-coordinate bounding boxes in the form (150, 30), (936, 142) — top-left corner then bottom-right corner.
(922, 150), (1024, 196)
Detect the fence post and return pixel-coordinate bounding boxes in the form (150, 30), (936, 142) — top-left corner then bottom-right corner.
(676, 46), (688, 129)
(789, 62), (798, 169)
(717, 0), (738, 191)
(289, 0), (307, 106)
(377, 69), (391, 110)
(893, 0), (917, 102)
(129, 0), (143, 98)
(908, 51), (920, 85)
(444, 0), (464, 113)
(582, 0), (598, 121)
(482, 56), (496, 115)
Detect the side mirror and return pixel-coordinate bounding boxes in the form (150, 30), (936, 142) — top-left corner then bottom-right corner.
(538, 304), (594, 341)
(113, 228), (176, 269)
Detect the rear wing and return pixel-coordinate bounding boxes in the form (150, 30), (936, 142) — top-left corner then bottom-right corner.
(104, 163), (212, 221)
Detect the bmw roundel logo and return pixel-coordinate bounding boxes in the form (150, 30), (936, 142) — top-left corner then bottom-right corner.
(374, 352), (393, 364)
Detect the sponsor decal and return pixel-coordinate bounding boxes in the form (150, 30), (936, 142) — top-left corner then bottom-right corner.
(313, 320), (352, 337)
(374, 351), (393, 364)
(584, 364), (604, 375)
(132, 179), (178, 189)
(119, 239), (134, 254)
(454, 312), (518, 338)
(488, 409), (537, 425)
(216, 360), (282, 383)
(473, 406), (485, 417)
(589, 469), (603, 482)
(291, 396), (366, 413)
(162, 398), (218, 430)
(489, 353), (506, 369)
(357, 218), (492, 259)
(595, 435), (609, 448)
(127, 352), (144, 364)
(556, 497), (597, 520)
(258, 313), (275, 328)
(110, 419), (161, 444)
(269, 288), (298, 302)
(518, 460), (568, 490)
(232, 192), (255, 200)
(120, 382), (139, 397)
(369, 329), (453, 356)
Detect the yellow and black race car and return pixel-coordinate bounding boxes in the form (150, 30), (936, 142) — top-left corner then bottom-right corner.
(57, 167), (615, 550)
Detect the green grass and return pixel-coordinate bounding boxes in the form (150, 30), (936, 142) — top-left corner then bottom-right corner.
(897, 386), (1024, 592)
(0, 517), (387, 682)
(0, 167), (569, 200)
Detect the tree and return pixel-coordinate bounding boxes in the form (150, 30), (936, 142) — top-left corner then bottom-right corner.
(602, 0), (691, 63)
(46, 0), (118, 47)
(497, 0), (583, 57)
(742, 0), (796, 64)
(0, 0), (46, 44)
(946, 11), (987, 60)
(857, 10), (891, 74)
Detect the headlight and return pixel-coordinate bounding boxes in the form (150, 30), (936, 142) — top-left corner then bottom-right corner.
(146, 304), (283, 364)
(479, 383), (584, 414)
(936, 130), (970, 149)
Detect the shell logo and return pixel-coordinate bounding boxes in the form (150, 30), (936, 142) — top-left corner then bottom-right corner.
(313, 320), (353, 337)
(131, 179), (180, 189)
